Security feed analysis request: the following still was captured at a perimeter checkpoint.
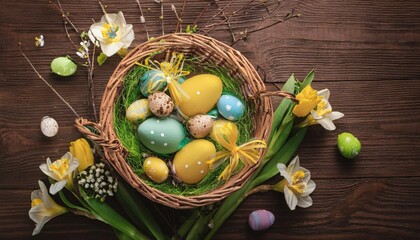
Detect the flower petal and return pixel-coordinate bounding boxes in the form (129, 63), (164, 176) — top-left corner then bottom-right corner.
(39, 163), (56, 180)
(49, 180), (66, 195)
(287, 155), (300, 175)
(115, 11), (127, 27)
(317, 89), (330, 100)
(283, 186), (298, 210)
(300, 166), (311, 183)
(302, 180), (316, 196)
(297, 195), (313, 208)
(277, 163), (292, 185)
(101, 41), (125, 57)
(317, 117), (336, 131)
(327, 111), (344, 121)
(31, 189), (41, 201)
(89, 22), (106, 43)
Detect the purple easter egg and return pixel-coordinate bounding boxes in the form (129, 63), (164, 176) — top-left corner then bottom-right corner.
(248, 209), (275, 231)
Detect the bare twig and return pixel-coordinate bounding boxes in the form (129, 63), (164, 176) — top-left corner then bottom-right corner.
(171, 4), (182, 33)
(200, 0), (234, 31)
(231, 9), (300, 46)
(135, 0), (150, 40)
(175, 0), (187, 32)
(212, 0), (236, 43)
(98, 0), (107, 14)
(51, 0), (98, 121)
(18, 43), (80, 118)
(252, 0), (285, 31)
(160, 1), (165, 35)
(192, 2), (212, 26)
(51, 0), (79, 33)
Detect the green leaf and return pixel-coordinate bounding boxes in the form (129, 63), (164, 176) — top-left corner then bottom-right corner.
(82, 191), (150, 240)
(252, 127), (308, 187)
(97, 52), (108, 66)
(300, 69), (315, 89)
(116, 182), (167, 240)
(268, 74), (296, 142)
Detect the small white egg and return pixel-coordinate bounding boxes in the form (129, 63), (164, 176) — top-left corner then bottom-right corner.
(40, 116), (58, 137)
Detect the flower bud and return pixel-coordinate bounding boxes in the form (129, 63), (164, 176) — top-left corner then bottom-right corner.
(69, 138), (94, 172)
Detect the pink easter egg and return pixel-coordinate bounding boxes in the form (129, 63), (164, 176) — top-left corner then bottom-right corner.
(248, 209), (275, 231)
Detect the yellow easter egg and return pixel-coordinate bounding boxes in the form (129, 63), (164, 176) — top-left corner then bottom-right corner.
(143, 157), (169, 183)
(172, 139), (216, 184)
(179, 74), (223, 117)
(210, 119), (238, 141)
(126, 99), (151, 123)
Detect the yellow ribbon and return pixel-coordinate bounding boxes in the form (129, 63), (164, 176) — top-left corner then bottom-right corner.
(206, 122), (267, 181)
(135, 53), (190, 106)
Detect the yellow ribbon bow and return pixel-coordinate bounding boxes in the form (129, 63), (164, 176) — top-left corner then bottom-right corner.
(206, 122), (267, 181)
(136, 52), (190, 106)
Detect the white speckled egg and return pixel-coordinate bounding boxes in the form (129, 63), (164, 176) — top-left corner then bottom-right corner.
(143, 157), (169, 183)
(248, 209), (275, 231)
(40, 116), (58, 137)
(126, 99), (151, 123)
(187, 115), (214, 138)
(172, 139), (216, 184)
(148, 92), (174, 118)
(217, 95), (246, 121)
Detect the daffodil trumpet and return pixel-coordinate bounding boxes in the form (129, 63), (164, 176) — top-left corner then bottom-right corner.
(135, 52), (190, 106)
(206, 122), (267, 180)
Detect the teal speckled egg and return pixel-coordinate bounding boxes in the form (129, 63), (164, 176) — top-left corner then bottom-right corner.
(137, 117), (186, 154)
(50, 57), (77, 76)
(140, 70), (167, 97)
(217, 95), (245, 121)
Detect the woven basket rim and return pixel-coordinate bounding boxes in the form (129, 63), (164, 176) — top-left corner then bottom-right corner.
(76, 33), (274, 209)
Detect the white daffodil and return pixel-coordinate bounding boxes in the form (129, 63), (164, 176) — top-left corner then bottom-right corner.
(29, 180), (68, 235)
(274, 156), (316, 210)
(39, 152), (79, 195)
(88, 11), (134, 57)
(296, 89), (344, 131)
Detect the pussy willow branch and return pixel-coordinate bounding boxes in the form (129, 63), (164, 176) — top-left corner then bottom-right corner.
(175, 0), (187, 32)
(212, 0), (236, 43)
(231, 9), (300, 46)
(51, 0), (98, 122)
(135, 0), (150, 40)
(200, 0), (234, 31)
(160, 1), (165, 35)
(192, 1), (212, 27)
(252, 0), (286, 31)
(18, 43), (80, 118)
(171, 4), (182, 32)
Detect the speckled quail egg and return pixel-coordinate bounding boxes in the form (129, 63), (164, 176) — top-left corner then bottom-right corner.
(187, 115), (214, 138)
(40, 116), (59, 137)
(148, 91), (174, 118)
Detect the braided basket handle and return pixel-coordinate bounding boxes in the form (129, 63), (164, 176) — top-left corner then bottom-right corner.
(258, 90), (299, 103)
(74, 117), (127, 155)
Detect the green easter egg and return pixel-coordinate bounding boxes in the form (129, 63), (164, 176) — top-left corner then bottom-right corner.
(51, 57), (77, 76)
(137, 117), (186, 154)
(337, 132), (361, 159)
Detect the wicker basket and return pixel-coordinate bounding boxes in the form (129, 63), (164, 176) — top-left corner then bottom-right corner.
(75, 33), (294, 209)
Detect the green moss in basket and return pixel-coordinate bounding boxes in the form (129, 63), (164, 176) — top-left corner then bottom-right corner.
(114, 62), (253, 196)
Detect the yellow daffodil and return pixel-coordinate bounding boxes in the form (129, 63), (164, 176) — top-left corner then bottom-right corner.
(296, 89), (344, 130)
(89, 11), (134, 57)
(292, 85), (322, 117)
(69, 138), (94, 172)
(39, 152), (79, 195)
(274, 156), (316, 210)
(29, 180), (67, 235)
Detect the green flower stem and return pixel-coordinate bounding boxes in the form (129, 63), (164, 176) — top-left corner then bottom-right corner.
(116, 182), (167, 240)
(114, 228), (137, 240)
(185, 210), (216, 240)
(83, 194), (150, 240)
(203, 127), (308, 240)
(174, 210), (200, 240)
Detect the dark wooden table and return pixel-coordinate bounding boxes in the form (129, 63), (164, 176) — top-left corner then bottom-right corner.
(1, 0), (420, 239)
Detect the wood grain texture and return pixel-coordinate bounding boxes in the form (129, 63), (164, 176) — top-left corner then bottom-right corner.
(1, 0), (420, 239)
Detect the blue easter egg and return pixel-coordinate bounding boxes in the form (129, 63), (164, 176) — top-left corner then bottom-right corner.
(248, 210), (275, 231)
(140, 70), (167, 97)
(137, 117), (187, 154)
(217, 95), (245, 121)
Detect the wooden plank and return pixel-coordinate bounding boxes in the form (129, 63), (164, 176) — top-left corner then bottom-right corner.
(4, 177), (419, 239)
